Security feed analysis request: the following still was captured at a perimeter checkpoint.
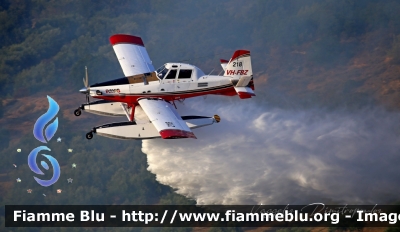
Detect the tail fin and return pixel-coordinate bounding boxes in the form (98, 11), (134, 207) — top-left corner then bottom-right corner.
(224, 50), (255, 99)
(223, 50), (252, 78)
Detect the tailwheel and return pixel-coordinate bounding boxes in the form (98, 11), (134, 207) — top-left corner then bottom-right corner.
(86, 132), (93, 140)
(74, 109), (82, 116)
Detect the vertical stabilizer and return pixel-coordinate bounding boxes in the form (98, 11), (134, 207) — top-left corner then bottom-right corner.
(223, 50), (252, 79)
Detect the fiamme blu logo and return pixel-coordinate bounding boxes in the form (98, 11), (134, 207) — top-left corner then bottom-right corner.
(28, 96), (61, 187)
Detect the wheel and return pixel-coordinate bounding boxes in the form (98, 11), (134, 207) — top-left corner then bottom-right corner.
(86, 132), (93, 140)
(74, 109), (82, 116)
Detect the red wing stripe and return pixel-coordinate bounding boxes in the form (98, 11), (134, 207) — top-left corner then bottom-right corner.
(110, 34), (145, 47)
(159, 129), (197, 139)
(220, 59), (229, 64)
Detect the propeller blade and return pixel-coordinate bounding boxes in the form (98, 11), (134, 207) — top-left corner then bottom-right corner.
(85, 66), (89, 90)
(84, 66), (90, 107)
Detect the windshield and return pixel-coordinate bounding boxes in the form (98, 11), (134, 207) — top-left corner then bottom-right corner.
(156, 65), (169, 79)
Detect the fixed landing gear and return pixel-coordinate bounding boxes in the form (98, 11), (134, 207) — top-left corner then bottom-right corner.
(86, 132), (93, 140)
(74, 108), (82, 116)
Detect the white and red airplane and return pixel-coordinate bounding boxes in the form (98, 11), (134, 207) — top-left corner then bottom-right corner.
(75, 34), (255, 140)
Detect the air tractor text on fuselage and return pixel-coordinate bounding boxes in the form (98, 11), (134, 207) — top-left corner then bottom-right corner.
(105, 89), (120, 94)
(226, 70), (248, 75)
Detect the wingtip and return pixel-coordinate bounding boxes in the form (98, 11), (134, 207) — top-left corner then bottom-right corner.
(160, 129), (196, 139)
(109, 34), (145, 47)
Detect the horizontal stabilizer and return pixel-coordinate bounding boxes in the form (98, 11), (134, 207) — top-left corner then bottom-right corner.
(234, 86), (255, 99)
(220, 59), (228, 71)
(235, 76), (252, 87)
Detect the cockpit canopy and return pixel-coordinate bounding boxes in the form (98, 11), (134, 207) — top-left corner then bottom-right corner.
(156, 63), (205, 80)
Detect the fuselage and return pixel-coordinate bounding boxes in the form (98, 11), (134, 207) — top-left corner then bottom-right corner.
(85, 63), (237, 105)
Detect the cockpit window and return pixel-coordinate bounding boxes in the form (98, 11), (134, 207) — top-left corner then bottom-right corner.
(156, 65), (169, 79)
(165, 69), (177, 79)
(156, 65), (165, 73)
(178, 69), (192, 79)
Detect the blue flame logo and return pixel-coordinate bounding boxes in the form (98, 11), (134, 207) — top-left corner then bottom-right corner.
(33, 96), (59, 143)
(28, 96), (61, 187)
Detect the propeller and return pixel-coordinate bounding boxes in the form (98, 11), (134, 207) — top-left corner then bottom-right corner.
(82, 66), (90, 104)
(75, 67), (91, 116)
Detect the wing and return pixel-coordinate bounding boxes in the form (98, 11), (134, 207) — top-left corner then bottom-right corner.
(110, 34), (155, 77)
(138, 98), (197, 139)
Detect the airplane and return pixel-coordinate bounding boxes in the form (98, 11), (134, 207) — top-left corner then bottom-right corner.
(75, 34), (255, 140)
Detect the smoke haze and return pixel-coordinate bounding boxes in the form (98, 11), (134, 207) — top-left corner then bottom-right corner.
(142, 97), (400, 205)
